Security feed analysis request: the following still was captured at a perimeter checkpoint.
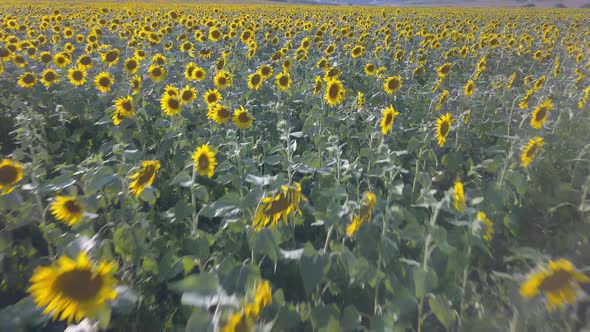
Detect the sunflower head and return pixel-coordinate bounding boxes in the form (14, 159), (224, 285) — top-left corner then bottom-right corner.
(233, 106), (253, 129)
(204, 89), (223, 105)
(192, 144), (217, 178)
(160, 94), (182, 116)
(0, 159), (24, 195)
(248, 72), (263, 90)
(324, 79), (345, 106)
(275, 72), (291, 91)
(380, 105), (400, 135)
(50, 196), (84, 226)
(453, 179), (465, 213)
(180, 86), (197, 104)
(129, 160), (161, 197)
(28, 252), (118, 324)
(521, 136), (544, 168)
(435, 113), (452, 147)
(94, 72), (114, 93)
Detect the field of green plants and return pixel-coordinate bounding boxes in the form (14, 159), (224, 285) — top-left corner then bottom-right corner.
(1, 2), (590, 331)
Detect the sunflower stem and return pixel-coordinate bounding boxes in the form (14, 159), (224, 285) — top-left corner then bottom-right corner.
(191, 164), (199, 234)
(323, 225), (334, 254)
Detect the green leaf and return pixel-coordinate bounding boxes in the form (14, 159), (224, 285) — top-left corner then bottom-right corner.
(247, 228), (281, 262)
(311, 304), (340, 330)
(413, 267), (438, 298)
(300, 248), (330, 294)
(340, 305), (361, 331)
(428, 295), (456, 330)
(169, 273), (219, 296)
(185, 308), (212, 332)
(111, 286), (139, 315)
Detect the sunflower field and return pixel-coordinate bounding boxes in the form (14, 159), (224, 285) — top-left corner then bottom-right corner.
(1, 1), (590, 331)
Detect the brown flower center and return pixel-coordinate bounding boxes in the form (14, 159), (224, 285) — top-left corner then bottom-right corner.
(0, 165), (18, 185)
(72, 71), (83, 81)
(64, 199), (82, 214)
(261, 67), (270, 76)
(238, 112), (250, 123)
(218, 107), (230, 118)
(279, 76), (289, 87)
(122, 101), (133, 112)
(535, 108), (547, 122)
(99, 77), (111, 87)
(207, 93), (217, 103)
(440, 121), (450, 136)
(198, 154), (209, 170)
(217, 77), (227, 85)
(45, 72), (56, 81)
(251, 74), (261, 86)
(328, 83), (340, 99)
(539, 269), (572, 292)
(385, 113), (393, 126)
(23, 74), (35, 84)
(54, 269), (102, 301)
(388, 79), (399, 91)
(105, 51), (118, 63)
(152, 68), (162, 77)
(167, 98), (180, 109)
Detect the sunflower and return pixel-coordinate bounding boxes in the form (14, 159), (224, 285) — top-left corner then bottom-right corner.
(192, 144), (217, 178)
(520, 259), (590, 311)
(130, 75), (142, 94)
(351, 45), (365, 58)
(313, 76), (323, 95)
(123, 57), (139, 74)
(476, 211), (494, 241)
(50, 196), (84, 226)
(160, 94), (182, 116)
(531, 99), (554, 129)
(380, 105), (400, 135)
(233, 106), (253, 129)
(346, 192), (377, 237)
(204, 89), (223, 105)
(383, 75), (402, 94)
(364, 63), (376, 76)
(0, 159), (24, 195)
(435, 113), (452, 147)
(94, 72), (114, 93)
(18, 72), (38, 88)
(54, 53), (70, 68)
(505, 72), (517, 90)
(129, 160), (161, 197)
(247, 72), (263, 90)
(453, 179), (465, 213)
(244, 280), (272, 318)
(275, 71), (291, 91)
(207, 103), (231, 125)
(180, 86), (197, 104)
(192, 66), (206, 81)
(100, 49), (120, 67)
(324, 79), (345, 106)
(68, 67), (87, 86)
(253, 182), (307, 232)
(40, 69), (59, 87)
(208, 27), (222, 42)
(214, 70), (233, 89)
(114, 95), (134, 117)
(76, 54), (93, 70)
(437, 63), (452, 78)
(519, 89), (534, 109)
(221, 312), (254, 332)
(258, 64), (273, 79)
(357, 91), (363, 110)
(435, 90), (449, 112)
(28, 252), (117, 324)
(151, 53), (167, 65)
(464, 80), (475, 97)
(521, 136), (544, 168)
(148, 64), (166, 82)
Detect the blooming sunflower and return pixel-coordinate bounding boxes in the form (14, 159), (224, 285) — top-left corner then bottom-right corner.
(521, 136), (544, 168)
(464, 80), (475, 97)
(160, 94), (182, 116)
(0, 159), (24, 195)
(324, 79), (345, 106)
(100, 49), (120, 67)
(247, 72), (263, 90)
(68, 67), (87, 86)
(476, 211), (494, 241)
(28, 252), (118, 324)
(130, 75), (142, 94)
(530, 99), (554, 129)
(258, 64), (273, 79)
(313, 76), (323, 95)
(351, 45), (365, 58)
(453, 179), (465, 213)
(191, 66), (206, 81)
(76, 54), (93, 70)
(364, 63), (376, 76)
(148, 64), (166, 82)
(383, 75), (402, 94)
(346, 192), (377, 237)
(18, 72), (38, 88)
(437, 63), (452, 78)
(114, 95), (134, 117)
(50, 196), (84, 226)
(94, 72), (114, 93)
(520, 259), (590, 311)
(129, 160), (161, 197)
(275, 71), (291, 91)
(214, 70), (233, 89)
(192, 144), (217, 178)
(221, 312), (254, 332)
(180, 86), (197, 105)
(40, 69), (59, 87)
(380, 105), (400, 135)
(253, 182), (307, 232)
(435, 113), (452, 147)
(233, 106), (253, 129)
(204, 89), (223, 105)
(123, 57), (139, 74)
(207, 103), (231, 125)
(164, 85), (179, 97)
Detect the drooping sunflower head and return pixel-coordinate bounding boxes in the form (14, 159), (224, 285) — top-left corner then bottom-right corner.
(232, 106), (253, 129)
(0, 159), (24, 195)
(437, 63), (452, 78)
(253, 182), (307, 232)
(521, 136), (544, 168)
(129, 160), (161, 197)
(204, 89), (223, 105)
(383, 75), (403, 95)
(435, 112), (452, 147)
(520, 259), (590, 311)
(275, 71), (291, 92)
(94, 72), (114, 93)
(380, 105), (400, 135)
(324, 79), (346, 106)
(50, 196), (84, 226)
(160, 94), (182, 116)
(28, 252), (118, 324)
(476, 211), (494, 241)
(192, 144), (217, 178)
